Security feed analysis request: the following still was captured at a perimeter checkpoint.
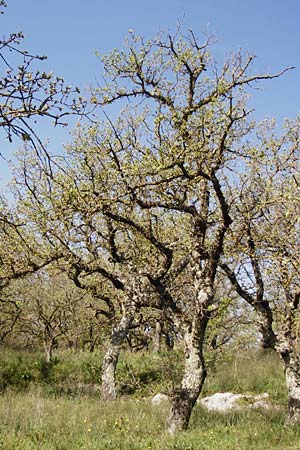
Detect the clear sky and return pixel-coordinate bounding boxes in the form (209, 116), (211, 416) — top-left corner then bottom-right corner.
(1, 0), (300, 191)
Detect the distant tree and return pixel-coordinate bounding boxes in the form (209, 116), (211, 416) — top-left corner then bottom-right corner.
(4, 271), (93, 361)
(0, 289), (21, 344)
(0, 201), (48, 346)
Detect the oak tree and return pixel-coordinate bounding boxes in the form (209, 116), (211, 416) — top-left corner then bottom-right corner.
(15, 29), (291, 432)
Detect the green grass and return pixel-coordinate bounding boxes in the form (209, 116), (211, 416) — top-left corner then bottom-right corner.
(117, 349), (183, 397)
(0, 348), (182, 398)
(204, 348), (287, 401)
(0, 390), (299, 449)
(0, 348), (297, 449)
(0, 347), (284, 399)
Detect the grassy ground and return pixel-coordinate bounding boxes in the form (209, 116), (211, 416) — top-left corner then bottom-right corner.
(1, 391), (300, 450)
(0, 348), (299, 449)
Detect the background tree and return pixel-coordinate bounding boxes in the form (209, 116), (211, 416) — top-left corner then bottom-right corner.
(0, 288), (21, 345)
(12, 136), (180, 400)
(221, 116), (300, 424)
(14, 272), (91, 361)
(0, 197), (62, 289)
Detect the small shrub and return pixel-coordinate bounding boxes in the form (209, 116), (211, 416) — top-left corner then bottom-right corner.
(0, 356), (35, 392)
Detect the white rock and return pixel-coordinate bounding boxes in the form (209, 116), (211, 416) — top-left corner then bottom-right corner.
(199, 392), (244, 411)
(251, 400), (271, 410)
(253, 392), (269, 400)
(199, 392), (271, 412)
(151, 393), (169, 405)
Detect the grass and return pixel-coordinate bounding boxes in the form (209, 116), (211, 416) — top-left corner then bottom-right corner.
(0, 390), (299, 449)
(203, 348), (287, 401)
(0, 347), (298, 449)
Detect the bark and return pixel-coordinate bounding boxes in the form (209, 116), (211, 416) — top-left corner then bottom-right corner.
(153, 320), (162, 353)
(101, 266), (145, 400)
(165, 331), (174, 350)
(166, 228), (216, 433)
(167, 318), (207, 433)
(101, 311), (134, 400)
(248, 299), (300, 424)
(276, 293), (300, 424)
(254, 302), (277, 349)
(279, 349), (300, 424)
(43, 338), (57, 363)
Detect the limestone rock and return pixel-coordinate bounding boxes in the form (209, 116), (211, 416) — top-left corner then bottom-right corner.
(151, 393), (169, 405)
(199, 392), (271, 412)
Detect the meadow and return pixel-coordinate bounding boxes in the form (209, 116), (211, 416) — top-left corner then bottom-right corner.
(0, 348), (299, 450)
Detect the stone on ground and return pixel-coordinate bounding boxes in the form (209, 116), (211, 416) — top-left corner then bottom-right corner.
(151, 393), (169, 404)
(199, 392), (271, 412)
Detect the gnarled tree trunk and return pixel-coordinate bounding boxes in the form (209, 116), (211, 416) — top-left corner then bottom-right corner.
(282, 353), (300, 424)
(276, 293), (300, 424)
(101, 266), (146, 400)
(101, 311), (134, 400)
(167, 317), (207, 433)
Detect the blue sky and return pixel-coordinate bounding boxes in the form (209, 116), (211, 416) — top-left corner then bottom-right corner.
(1, 0), (300, 191)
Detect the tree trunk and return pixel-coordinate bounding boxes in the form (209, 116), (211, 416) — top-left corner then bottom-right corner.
(167, 319), (207, 434)
(280, 349), (300, 424)
(101, 312), (134, 400)
(255, 302), (277, 349)
(153, 320), (162, 353)
(165, 331), (174, 350)
(101, 268), (144, 400)
(43, 339), (55, 363)
(101, 339), (121, 401)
